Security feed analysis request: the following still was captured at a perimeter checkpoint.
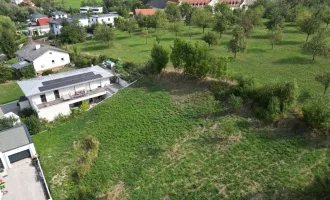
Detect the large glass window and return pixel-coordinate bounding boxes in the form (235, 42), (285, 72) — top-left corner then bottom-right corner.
(40, 94), (47, 103)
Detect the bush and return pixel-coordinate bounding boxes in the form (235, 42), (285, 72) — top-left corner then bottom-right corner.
(0, 117), (17, 131)
(302, 96), (330, 129)
(42, 70), (54, 76)
(18, 107), (35, 118)
(79, 101), (89, 111)
(0, 66), (14, 83)
(228, 94), (243, 110)
(19, 65), (36, 79)
(22, 115), (43, 135)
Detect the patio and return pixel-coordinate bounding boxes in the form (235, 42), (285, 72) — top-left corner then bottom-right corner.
(1, 158), (47, 200)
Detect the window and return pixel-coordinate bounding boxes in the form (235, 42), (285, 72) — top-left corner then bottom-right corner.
(61, 58), (64, 61)
(40, 94), (47, 103)
(49, 52), (52, 54)
(54, 90), (60, 99)
(52, 60), (55, 64)
(108, 18), (110, 21)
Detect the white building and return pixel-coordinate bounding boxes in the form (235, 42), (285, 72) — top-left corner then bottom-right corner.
(49, 19), (64, 35)
(89, 13), (118, 27)
(69, 14), (89, 27)
(80, 6), (103, 14)
(15, 41), (70, 75)
(0, 126), (37, 169)
(17, 66), (118, 121)
(11, 0), (23, 4)
(51, 11), (68, 19)
(26, 25), (50, 36)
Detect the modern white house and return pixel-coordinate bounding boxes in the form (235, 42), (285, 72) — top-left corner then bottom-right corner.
(15, 41), (70, 75)
(69, 14), (89, 27)
(80, 6), (103, 14)
(0, 125), (37, 169)
(51, 11), (68, 19)
(89, 13), (119, 27)
(17, 66), (119, 121)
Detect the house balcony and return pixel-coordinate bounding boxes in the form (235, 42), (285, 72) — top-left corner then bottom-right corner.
(36, 84), (121, 109)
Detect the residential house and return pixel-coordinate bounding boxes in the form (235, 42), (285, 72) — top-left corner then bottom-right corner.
(15, 41), (70, 74)
(0, 125), (37, 169)
(89, 13), (119, 27)
(17, 66), (118, 121)
(29, 13), (47, 23)
(26, 17), (52, 35)
(135, 8), (157, 16)
(167, 0), (217, 7)
(51, 11), (68, 19)
(69, 14), (89, 27)
(80, 6), (103, 14)
(49, 18), (65, 35)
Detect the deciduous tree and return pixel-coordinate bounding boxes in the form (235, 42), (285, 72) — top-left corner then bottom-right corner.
(168, 22), (183, 36)
(315, 72), (330, 95)
(120, 18), (138, 36)
(140, 29), (149, 44)
(213, 14), (227, 37)
(297, 11), (321, 41)
(0, 65), (13, 83)
(191, 8), (214, 33)
(227, 26), (246, 58)
(164, 3), (181, 22)
(94, 24), (115, 47)
(0, 30), (17, 58)
(267, 27), (283, 49)
(148, 44), (169, 74)
(203, 31), (219, 48)
(60, 20), (86, 44)
(303, 29), (329, 60)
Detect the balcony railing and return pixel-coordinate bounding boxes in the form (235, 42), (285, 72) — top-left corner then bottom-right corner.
(37, 86), (109, 109)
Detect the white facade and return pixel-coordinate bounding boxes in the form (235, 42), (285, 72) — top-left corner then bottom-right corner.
(80, 6), (103, 14)
(18, 49), (70, 74)
(76, 18), (89, 27)
(29, 78), (110, 121)
(26, 26), (50, 36)
(0, 144), (36, 169)
(50, 23), (63, 35)
(52, 13), (67, 19)
(89, 14), (118, 27)
(11, 0), (23, 4)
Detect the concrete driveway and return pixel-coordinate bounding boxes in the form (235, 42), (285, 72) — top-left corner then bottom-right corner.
(2, 158), (46, 200)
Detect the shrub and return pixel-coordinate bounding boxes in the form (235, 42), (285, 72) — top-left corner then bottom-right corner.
(79, 101), (89, 111)
(0, 66), (14, 83)
(42, 70), (54, 76)
(228, 94), (243, 110)
(18, 107), (35, 118)
(22, 115), (43, 135)
(302, 96), (330, 129)
(19, 65), (36, 79)
(0, 117), (17, 131)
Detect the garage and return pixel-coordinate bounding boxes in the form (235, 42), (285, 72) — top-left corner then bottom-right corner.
(8, 150), (31, 163)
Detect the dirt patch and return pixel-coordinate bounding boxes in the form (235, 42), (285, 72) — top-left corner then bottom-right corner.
(50, 166), (69, 186)
(98, 181), (126, 200)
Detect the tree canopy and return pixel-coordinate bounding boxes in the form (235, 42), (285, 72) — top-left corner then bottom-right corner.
(60, 20), (86, 44)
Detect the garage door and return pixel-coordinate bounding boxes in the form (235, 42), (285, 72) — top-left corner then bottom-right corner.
(8, 150), (31, 163)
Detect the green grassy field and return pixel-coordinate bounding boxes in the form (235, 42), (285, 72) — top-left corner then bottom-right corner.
(0, 81), (23, 104)
(72, 23), (330, 95)
(63, 0), (82, 9)
(33, 75), (330, 199)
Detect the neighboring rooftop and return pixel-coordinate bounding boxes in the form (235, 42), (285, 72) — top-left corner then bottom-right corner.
(51, 11), (66, 15)
(15, 41), (67, 62)
(12, 61), (30, 70)
(37, 18), (53, 26)
(148, 0), (169, 8)
(30, 13), (47, 20)
(70, 14), (88, 20)
(0, 126), (32, 153)
(17, 66), (114, 97)
(91, 13), (119, 18)
(135, 8), (157, 16)
(49, 18), (65, 25)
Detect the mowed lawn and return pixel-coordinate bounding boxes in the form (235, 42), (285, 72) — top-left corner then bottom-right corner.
(0, 81), (23, 104)
(63, 0), (81, 9)
(72, 23), (329, 95)
(33, 76), (330, 199)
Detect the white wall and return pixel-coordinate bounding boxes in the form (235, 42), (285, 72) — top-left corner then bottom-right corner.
(0, 144), (37, 169)
(11, 0), (23, 4)
(50, 23), (63, 35)
(45, 91), (55, 102)
(19, 100), (31, 110)
(33, 50), (70, 73)
(90, 80), (101, 90)
(79, 18), (89, 27)
(89, 16), (117, 27)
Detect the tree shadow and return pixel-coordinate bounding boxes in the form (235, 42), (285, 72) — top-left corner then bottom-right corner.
(272, 57), (314, 65)
(283, 29), (301, 34)
(116, 35), (130, 40)
(80, 44), (108, 52)
(248, 48), (267, 53)
(278, 40), (302, 46)
(253, 35), (267, 39)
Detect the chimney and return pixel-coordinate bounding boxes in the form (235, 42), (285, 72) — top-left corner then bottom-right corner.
(35, 44), (40, 50)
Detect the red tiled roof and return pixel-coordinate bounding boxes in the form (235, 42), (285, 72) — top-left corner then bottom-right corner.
(135, 8), (157, 16)
(36, 18), (53, 26)
(169, 0), (211, 7)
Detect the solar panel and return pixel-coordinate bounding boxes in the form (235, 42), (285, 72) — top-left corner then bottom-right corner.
(39, 74), (103, 92)
(42, 72), (95, 85)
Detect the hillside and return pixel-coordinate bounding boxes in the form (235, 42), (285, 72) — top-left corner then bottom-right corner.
(33, 74), (330, 199)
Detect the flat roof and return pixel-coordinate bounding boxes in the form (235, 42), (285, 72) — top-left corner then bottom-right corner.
(12, 61), (30, 70)
(17, 66), (114, 97)
(0, 125), (32, 153)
